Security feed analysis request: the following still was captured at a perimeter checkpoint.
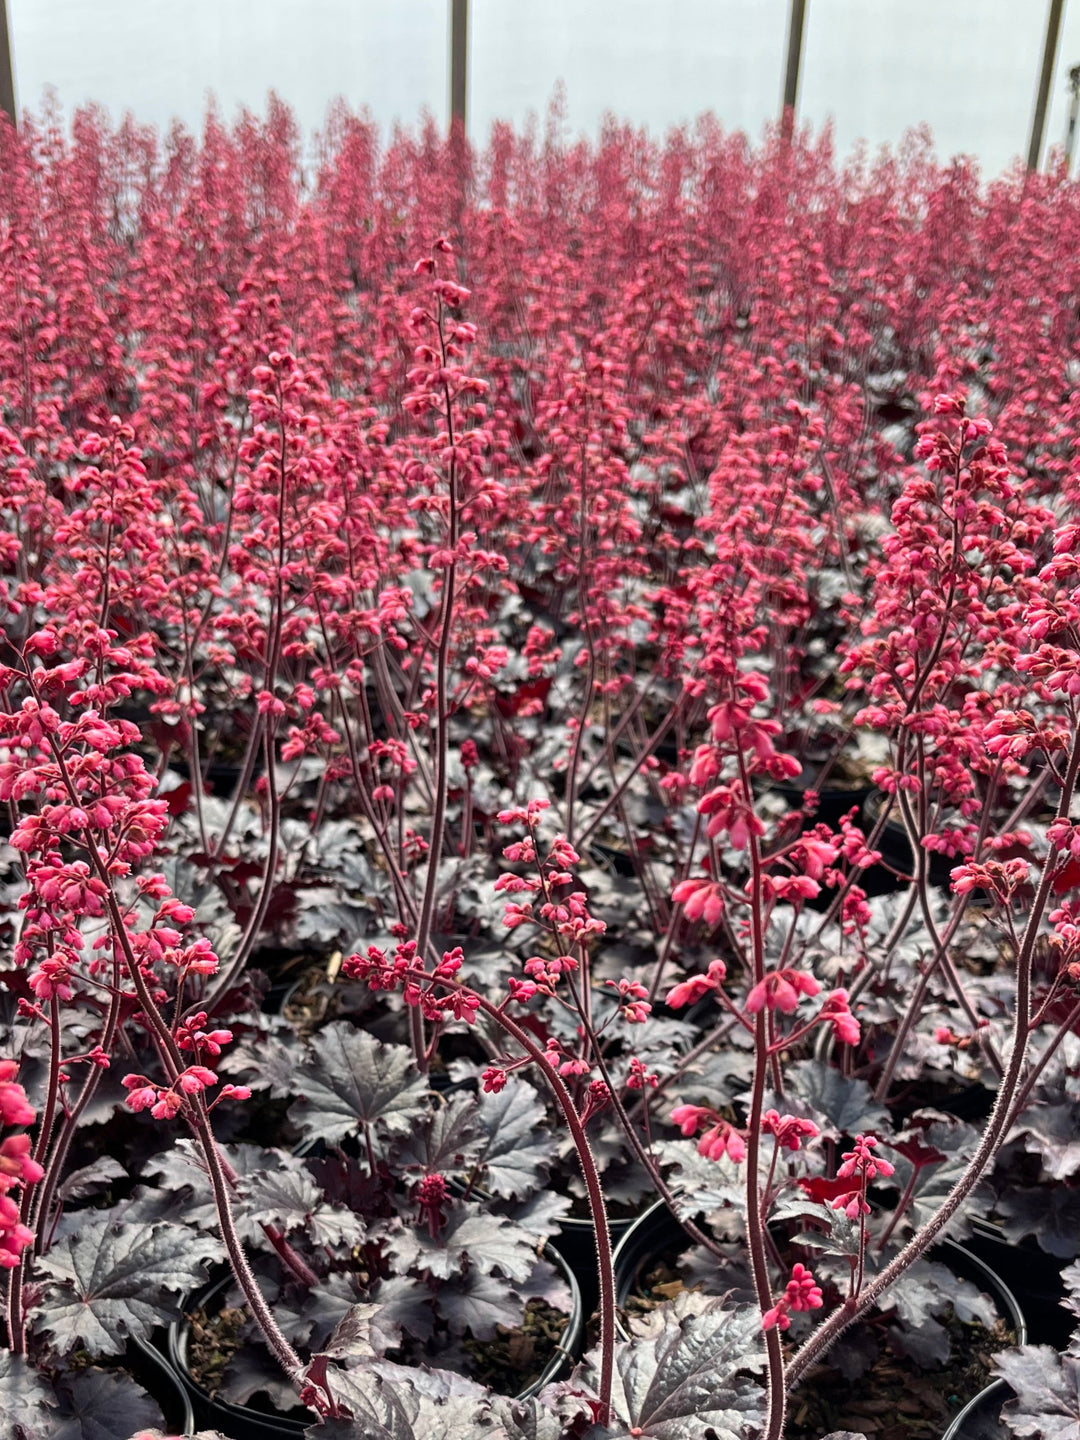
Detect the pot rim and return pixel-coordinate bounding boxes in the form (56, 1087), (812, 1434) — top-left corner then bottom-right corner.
(129, 1329), (197, 1437)
(168, 1236), (584, 1429)
(611, 1199), (1028, 1430)
(940, 1377), (1013, 1440)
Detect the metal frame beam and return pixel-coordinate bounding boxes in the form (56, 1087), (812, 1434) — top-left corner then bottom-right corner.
(0, 0), (16, 128)
(450, 0), (468, 135)
(781, 0), (808, 139)
(1028, 0), (1066, 171)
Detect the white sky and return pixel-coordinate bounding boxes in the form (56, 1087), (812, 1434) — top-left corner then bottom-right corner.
(8, 1), (1080, 176)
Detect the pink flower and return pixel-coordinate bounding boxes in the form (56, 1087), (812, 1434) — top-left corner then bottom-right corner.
(559, 1055), (591, 1078)
(28, 956), (74, 1002)
(0, 1222), (34, 1267)
(745, 968), (821, 1014)
(837, 1134), (894, 1182)
(177, 1066), (218, 1094)
(761, 1303), (788, 1331)
(762, 1110), (819, 1151)
(697, 785), (765, 849)
(765, 874), (821, 903)
(506, 978), (539, 1004)
(671, 1104), (745, 1163)
(697, 1122), (746, 1163)
(0, 1078), (35, 1128)
(627, 1057), (659, 1090)
(665, 958), (727, 1009)
(150, 1091), (183, 1121)
(123, 1083), (159, 1113)
(819, 989), (861, 1046)
(607, 977), (652, 1023)
(831, 1189), (870, 1219)
(670, 1103), (713, 1136)
(0, 1134), (43, 1184)
(789, 835), (840, 880)
(763, 1263), (824, 1330)
(439, 991), (480, 1024)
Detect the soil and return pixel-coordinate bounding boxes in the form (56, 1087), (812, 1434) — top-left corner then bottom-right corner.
(185, 1302), (248, 1400)
(185, 1293), (570, 1407)
(784, 1309), (1013, 1440)
(625, 1252), (1013, 1440)
(463, 1297), (570, 1394)
(622, 1252), (695, 1317)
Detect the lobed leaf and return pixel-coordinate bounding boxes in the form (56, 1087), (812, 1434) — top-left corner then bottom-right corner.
(309, 1363), (503, 1440)
(994, 1345), (1080, 1439)
(36, 1215), (221, 1356)
(50, 1367), (163, 1440)
(473, 1081), (557, 1200)
(576, 1296), (765, 1439)
(0, 1351), (56, 1440)
(288, 1023), (428, 1145)
(398, 1202), (539, 1283)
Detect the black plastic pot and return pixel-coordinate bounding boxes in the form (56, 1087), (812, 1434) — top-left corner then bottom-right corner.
(588, 841), (639, 878)
(961, 1217), (1071, 1348)
(169, 1278), (306, 1440)
(941, 1381), (1012, 1440)
(863, 789), (955, 890)
(169, 757), (264, 799)
(612, 1200), (1027, 1436)
(757, 776), (874, 833)
(169, 1244), (584, 1436)
(129, 1331), (196, 1435)
(555, 1210), (641, 1319)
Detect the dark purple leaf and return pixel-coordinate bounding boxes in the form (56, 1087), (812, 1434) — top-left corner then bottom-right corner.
(888, 1316), (949, 1367)
(574, 1296), (765, 1439)
(996, 1185), (1080, 1258)
(886, 1134), (946, 1168)
(784, 1062), (889, 1140)
(308, 1364), (498, 1440)
(398, 1202), (538, 1283)
(887, 1259), (996, 1335)
(222, 1343), (304, 1410)
(0, 1352), (56, 1440)
(223, 1031), (305, 1098)
(474, 1080), (556, 1200)
(491, 1397), (568, 1440)
(369, 1273), (436, 1348)
(51, 1367), (163, 1440)
(394, 1094), (484, 1177)
(320, 1303), (380, 1360)
(288, 1024), (428, 1146)
(1011, 1104), (1080, 1180)
(276, 1274), (359, 1348)
(994, 1345), (1080, 1438)
(504, 1191), (571, 1239)
(35, 1215), (221, 1356)
(57, 1159), (127, 1205)
(243, 1162), (364, 1248)
(1061, 1260), (1080, 1319)
(435, 1270), (527, 1338)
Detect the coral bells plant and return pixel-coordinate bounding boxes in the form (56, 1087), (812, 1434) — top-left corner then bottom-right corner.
(2, 98), (1080, 1440)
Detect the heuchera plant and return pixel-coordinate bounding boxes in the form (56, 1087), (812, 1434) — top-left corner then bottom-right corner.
(2, 98), (1080, 1440)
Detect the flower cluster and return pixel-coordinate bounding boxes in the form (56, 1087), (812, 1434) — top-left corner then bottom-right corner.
(761, 1264), (825, 1331)
(830, 1135), (896, 1220)
(0, 1062), (39, 1268)
(670, 1104), (747, 1164)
